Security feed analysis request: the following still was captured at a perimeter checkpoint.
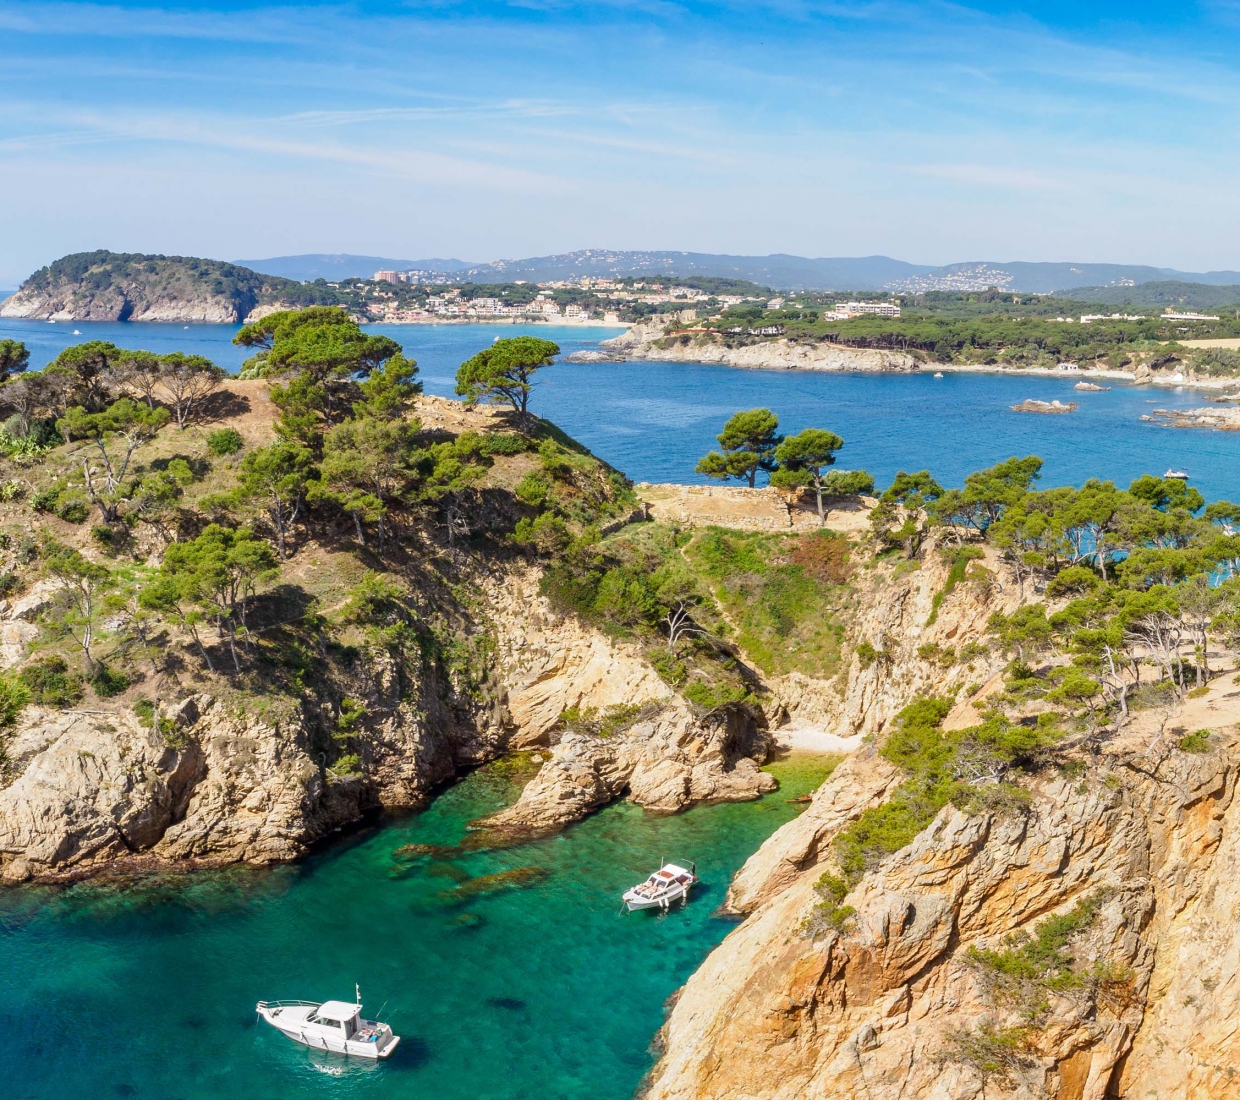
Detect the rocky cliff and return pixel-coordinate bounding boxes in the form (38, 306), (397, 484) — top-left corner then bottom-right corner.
(602, 322), (918, 372)
(0, 250), (325, 323)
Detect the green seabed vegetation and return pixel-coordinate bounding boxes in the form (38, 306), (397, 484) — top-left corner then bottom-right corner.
(0, 750), (838, 1100)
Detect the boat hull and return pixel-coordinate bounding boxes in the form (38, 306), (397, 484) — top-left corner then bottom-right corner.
(624, 882), (691, 911)
(257, 1006), (399, 1059)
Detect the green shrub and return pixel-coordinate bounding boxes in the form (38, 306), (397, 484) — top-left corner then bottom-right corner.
(937, 1024), (1034, 1086)
(515, 471), (551, 508)
(31, 487), (61, 513)
(206, 428), (244, 456)
(479, 432), (531, 456)
(0, 573), (17, 598)
(683, 679), (750, 711)
(800, 872), (856, 939)
(0, 674), (30, 729)
(91, 524), (128, 552)
(56, 499), (90, 524)
(328, 753), (362, 777)
(855, 641), (884, 669)
(89, 664), (130, 698)
(1179, 730), (1212, 753)
(18, 657), (84, 706)
(963, 891), (1109, 1021)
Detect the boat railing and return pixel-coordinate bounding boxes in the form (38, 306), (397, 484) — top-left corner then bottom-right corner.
(257, 999), (321, 1011)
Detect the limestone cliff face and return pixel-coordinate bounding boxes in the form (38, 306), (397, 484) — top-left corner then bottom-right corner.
(643, 724), (1240, 1100)
(602, 323), (917, 373)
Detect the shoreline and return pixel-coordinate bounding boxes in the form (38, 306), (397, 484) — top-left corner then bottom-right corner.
(933, 362), (1237, 390)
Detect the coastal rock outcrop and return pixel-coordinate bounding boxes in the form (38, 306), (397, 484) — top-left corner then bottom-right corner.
(478, 700), (776, 832)
(601, 323), (917, 373)
(643, 737), (1236, 1100)
(1010, 398), (1078, 413)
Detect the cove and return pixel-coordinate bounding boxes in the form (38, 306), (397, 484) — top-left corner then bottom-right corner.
(0, 753), (834, 1099)
(5, 320), (1240, 502)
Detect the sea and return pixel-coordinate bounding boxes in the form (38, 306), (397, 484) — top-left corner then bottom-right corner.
(1, 753), (833, 1100)
(1, 318), (1239, 1098)
(2, 318), (1238, 502)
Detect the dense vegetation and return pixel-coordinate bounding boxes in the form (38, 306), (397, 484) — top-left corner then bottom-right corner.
(0, 318), (635, 774)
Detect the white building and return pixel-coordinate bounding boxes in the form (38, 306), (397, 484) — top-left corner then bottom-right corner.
(829, 300), (902, 319)
(1163, 309), (1220, 321)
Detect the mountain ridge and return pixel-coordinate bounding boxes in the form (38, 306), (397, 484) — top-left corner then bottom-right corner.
(237, 248), (1240, 293)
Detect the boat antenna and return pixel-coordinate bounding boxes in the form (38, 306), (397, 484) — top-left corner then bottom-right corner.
(355, 983), (361, 1007)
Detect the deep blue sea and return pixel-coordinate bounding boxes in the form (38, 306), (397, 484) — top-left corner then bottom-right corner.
(3, 318), (1239, 501)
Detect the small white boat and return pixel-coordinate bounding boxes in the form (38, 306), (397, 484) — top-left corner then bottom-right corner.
(623, 862), (697, 911)
(933, 371), (944, 378)
(256, 990), (399, 1058)
(1164, 469), (1189, 480)
(72, 329), (81, 335)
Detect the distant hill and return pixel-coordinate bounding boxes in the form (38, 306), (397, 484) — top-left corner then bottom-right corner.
(295, 249), (1240, 294)
(235, 254), (477, 282)
(0, 250), (338, 323)
(1065, 280), (1240, 310)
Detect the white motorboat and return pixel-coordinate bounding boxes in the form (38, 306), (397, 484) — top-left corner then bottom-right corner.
(256, 990), (399, 1058)
(933, 371), (944, 378)
(1164, 468), (1189, 480)
(623, 862), (697, 911)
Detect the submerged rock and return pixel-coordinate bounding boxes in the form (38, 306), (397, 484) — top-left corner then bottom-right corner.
(435, 866), (552, 903)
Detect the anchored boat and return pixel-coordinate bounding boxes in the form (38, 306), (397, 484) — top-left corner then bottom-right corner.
(1164, 468), (1189, 480)
(623, 862), (697, 911)
(256, 989), (399, 1058)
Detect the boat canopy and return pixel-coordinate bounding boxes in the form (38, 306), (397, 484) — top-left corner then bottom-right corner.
(315, 1001), (361, 1021)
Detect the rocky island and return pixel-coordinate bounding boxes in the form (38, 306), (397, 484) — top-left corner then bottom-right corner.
(1, 312), (1239, 1098)
(1010, 398), (1078, 413)
(0, 251), (341, 324)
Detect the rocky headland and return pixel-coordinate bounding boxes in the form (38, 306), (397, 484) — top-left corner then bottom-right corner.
(0, 250), (328, 323)
(600, 322), (919, 372)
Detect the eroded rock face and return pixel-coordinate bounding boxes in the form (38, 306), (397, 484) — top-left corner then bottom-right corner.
(0, 707), (202, 881)
(480, 702), (777, 832)
(642, 741), (1239, 1100)
(602, 324), (917, 373)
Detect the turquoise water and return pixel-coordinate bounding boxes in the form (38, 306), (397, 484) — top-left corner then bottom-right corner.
(3, 319), (1240, 501)
(0, 754), (833, 1099)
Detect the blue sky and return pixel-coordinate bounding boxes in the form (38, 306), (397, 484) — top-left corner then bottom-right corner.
(2, 1), (1240, 283)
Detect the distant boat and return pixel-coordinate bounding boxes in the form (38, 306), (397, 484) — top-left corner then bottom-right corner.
(47, 319), (55, 324)
(72, 330), (81, 335)
(623, 861), (697, 911)
(1164, 469), (1189, 480)
(933, 371), (944, 378)
(256, 989), (399, 1059)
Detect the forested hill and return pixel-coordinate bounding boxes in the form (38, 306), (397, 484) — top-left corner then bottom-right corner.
(0, 251), (339, 324)
(1068, 280), (1240, 310)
